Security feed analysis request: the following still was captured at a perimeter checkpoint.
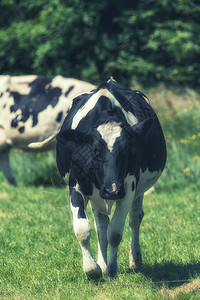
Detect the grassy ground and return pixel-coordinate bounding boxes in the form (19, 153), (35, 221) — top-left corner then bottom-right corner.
(0, 83), (200, 299)
(0, 181), (199, 299)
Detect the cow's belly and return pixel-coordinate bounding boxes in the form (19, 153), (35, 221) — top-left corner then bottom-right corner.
(135, 168), (162, 197)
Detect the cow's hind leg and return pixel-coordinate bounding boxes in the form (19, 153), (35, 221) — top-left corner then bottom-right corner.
(129, 194), (144, 270)
(91, 205), (109, 273)
(0, 149), (17, 186)
(70, 187), (102, 279)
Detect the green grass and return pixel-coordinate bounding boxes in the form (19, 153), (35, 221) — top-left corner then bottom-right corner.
(0, 181), (199, 299)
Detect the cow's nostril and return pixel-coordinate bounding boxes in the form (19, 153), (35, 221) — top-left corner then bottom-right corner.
(104, 188), (111, 197)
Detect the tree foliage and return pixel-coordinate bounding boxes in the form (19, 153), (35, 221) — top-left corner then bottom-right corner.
(0, 0), (200, 87)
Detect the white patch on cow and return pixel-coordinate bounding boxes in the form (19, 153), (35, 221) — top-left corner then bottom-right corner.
(97, 121), (122, 152)
(11, 75), (38, 83)
(90, 185), (114, 215)
(9, 75), (38, 95)
(124, 173), (136, 191)
(142, 95), (150, 104)
(70, 183), (101, 277)
(50, 76), (95, 102)
(70, 202), (89, 241)
(135, 168), (161, 197)
(136, 91), (150, 104)
(64, 172), (69, 185)
(124, 110), (138, 126)
(71, 90), (104, 130)
(0, 76), (10, 93)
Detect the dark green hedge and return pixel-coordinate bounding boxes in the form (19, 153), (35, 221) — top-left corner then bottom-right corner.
(0, 0), (200, 87)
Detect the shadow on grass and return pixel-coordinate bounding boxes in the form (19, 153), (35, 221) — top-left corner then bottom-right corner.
(129, 262), (200, 288)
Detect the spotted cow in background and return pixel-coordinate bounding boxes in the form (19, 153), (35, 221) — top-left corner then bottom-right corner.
(0, 75), (95, 185)
(31, 79), (167, 278)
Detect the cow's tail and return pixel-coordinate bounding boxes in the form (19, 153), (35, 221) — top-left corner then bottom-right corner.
(28, 129), (60, 149)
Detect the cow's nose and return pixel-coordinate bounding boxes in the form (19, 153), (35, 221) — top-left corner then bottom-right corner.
(101, 186), (125, 200)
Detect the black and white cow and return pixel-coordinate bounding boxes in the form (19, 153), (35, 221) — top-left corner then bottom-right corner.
(31, 79), (167, 278)
(0, 75), (95, 185)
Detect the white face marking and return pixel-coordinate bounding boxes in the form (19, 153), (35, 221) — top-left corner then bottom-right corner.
(97, 121), (122, 152)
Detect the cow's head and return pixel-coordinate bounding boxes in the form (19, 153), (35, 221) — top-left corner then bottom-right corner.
(93, 118), (153, 200)
(57, 118), (152, 200)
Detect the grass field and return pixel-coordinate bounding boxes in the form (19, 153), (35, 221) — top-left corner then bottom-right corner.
(0, 83), (200, 299)
(0, 182), (199, 299)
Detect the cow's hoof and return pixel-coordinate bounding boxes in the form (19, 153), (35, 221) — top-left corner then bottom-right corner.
(105, 264), (118, 278)
(85, 264), (102, 280)
(97, 261), (107, 274)
(129, 250), (142, 270)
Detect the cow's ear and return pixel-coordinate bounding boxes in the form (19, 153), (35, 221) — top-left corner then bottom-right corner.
(132, 118), (153, 139)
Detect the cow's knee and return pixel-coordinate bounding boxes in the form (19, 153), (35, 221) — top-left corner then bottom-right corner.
(107, 229), (122, 248)
(74, 219), (91, 246)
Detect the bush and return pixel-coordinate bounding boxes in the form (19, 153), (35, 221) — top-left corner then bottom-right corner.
(0, 0), (200, 87)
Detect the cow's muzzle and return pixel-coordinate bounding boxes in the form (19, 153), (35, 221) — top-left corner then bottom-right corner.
(100, 184), (125, 200)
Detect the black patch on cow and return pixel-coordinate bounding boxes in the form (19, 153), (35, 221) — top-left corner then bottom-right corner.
(139, 210), (144, 223)
(132, 181), (135, 191)
(70, 188), (86, 219)
(0, 92), (3, 97)
(11, 118), (18, 128)
(9, 76), (62, 128)
(56, 111), (63, 122)
(65, 85), (74, 97)
(3, 104), (6, 108)
(18, 126), (25, 133)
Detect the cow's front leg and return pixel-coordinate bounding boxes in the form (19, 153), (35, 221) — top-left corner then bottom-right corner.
(70, 187), (102, 279)
(129, 194), (144, 270)
(106, 196), (133, 277)
(91, 205), (109, 273)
